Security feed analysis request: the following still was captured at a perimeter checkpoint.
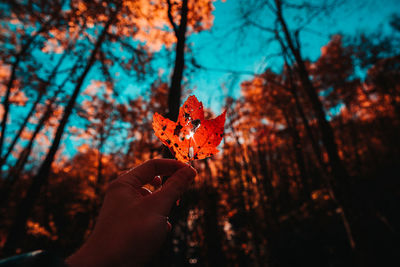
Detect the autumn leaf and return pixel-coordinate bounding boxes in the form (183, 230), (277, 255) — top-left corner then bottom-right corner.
(152, 95), (226, 162)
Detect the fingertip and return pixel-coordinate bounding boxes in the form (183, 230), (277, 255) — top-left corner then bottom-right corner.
(146, 164), (197, 216)
(165, 165), (196, 194)
(182, 165), (197, 180)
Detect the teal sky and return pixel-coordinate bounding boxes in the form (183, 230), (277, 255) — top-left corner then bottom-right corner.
(62, 0), (400, 157)
(186, 0), (399, 112)
(75, 0), (399, 113)
(2, 0), (399, 162)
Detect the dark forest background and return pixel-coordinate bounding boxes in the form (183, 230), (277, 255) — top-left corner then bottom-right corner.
(0, 0), (399, 266)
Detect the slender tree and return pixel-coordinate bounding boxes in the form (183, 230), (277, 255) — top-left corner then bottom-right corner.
(166, 0), (189, 121)
(3, 6), (119, 253)
(0, 1), (64, 158)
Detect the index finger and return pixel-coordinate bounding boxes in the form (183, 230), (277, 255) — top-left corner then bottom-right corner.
(118, 159), (187, 187)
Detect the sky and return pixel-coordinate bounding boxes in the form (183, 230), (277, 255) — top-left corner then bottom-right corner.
(47, 0), (400, 158)
(69, 0), (399, 114)
(185, 0), (399, 112)
(2, 0), (399, 161)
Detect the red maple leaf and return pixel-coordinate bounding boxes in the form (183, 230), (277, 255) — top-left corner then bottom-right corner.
(152, 95), (226, 162)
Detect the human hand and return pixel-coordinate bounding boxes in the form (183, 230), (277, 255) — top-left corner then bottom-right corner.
(66, 159), (197, 267)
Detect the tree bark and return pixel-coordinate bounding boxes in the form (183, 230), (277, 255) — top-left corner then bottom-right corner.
(166, 0), (189, 121)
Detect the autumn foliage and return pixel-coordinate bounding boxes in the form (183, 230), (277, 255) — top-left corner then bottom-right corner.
(0, 1), (399, 266)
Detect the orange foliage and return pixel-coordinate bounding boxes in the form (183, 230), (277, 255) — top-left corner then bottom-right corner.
(0, 61), (27, 106)
(26, 220), (57, 240)
(42, 38), (64, 54)
(68, 0), (216, 51)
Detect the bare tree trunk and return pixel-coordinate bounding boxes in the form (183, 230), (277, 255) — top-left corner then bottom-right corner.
(156, 2), (189, 264)
(0, 20), (53, 158)
(283, 110), (311, 200)
(274, 0), (357, 252)
(0, 56), (80, 208)
(257, 142), (274, 208)
(229, 123), (263, 266)
(3, 14), (115, 254)
(284, 64), (326, 171)
(0, 106), (52, 207)
(166, 0), (189, 121)
(94, 131), (105, 210)
(0, 50), (68, 172)
(0, 92), (42, 171)
(96, 144), (103, 196)
(200, 181), (226, 266)
(0, 58), (20, 158)
(275, 0), (350, 185)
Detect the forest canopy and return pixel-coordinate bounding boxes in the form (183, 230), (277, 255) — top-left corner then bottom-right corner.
(0, 0), (399, 266)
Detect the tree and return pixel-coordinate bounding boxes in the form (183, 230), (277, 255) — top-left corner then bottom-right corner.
(0, 0), (65, 161)
(3, 3), (120, 253)
(165, 0), (215, 121)
(239, 0), (360, 252)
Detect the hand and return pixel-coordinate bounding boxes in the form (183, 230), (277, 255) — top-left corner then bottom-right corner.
(66, 159), (197, 267)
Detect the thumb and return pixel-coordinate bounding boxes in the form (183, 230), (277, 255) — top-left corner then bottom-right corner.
(147, 165), (196, 216)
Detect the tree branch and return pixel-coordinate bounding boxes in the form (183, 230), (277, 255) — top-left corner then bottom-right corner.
(167, 0), (179, 36)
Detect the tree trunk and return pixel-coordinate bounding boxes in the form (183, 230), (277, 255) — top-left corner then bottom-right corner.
(285, 65), (326, 171)
(230, 124), (264, 266)
(200, 160), (226, 266)
(0, 50), (67, 172)
(0, 57), (20, 158)
(0, 56), (80, 208)
(201, 187), (226, 266)
(0, 90), (42, 171)
(274, 0), (357, 251)
(283, 110), (311, 200)
(0, 21), (52, 158)
(257, 142), (274, 207)
(0, 106), (52, 208)
(166, 0), (189, 122)
(157, 2), (189, 263)
(275, 0), (350, 185)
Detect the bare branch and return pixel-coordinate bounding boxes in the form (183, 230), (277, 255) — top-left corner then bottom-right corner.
(166, 0), (179, 36)
(246, 19), (275, 33)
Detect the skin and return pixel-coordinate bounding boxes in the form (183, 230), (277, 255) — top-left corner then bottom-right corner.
(66, 159), (197, 267)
